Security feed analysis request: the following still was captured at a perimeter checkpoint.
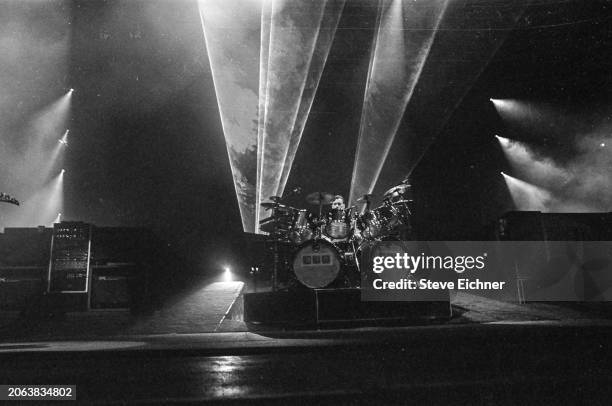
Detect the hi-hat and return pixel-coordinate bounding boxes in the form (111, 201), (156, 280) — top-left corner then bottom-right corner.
(261, 201), (295, 211)
(305, 191), (334, 206)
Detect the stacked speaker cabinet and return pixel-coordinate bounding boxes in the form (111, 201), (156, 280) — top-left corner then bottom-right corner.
(47, 222), (93, 310)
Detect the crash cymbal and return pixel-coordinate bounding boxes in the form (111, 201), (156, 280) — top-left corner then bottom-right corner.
(355, 193), (375, 203)
(383, 183), (412, 197)
(305, 191), (334, 206)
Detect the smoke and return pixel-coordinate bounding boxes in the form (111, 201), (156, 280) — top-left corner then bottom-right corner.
(560, 128), (612, 211)
(500, 137), (570, 191)
(501, 118), (612, 212)
(0, 1), (71, 228)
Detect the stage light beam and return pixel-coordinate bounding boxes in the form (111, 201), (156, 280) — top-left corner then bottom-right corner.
(276, 0), (347, 198)
(257, 1), (342, 232)
(255, 0), (273, 234)
(349, 0), (449, 205)
(490, 98), (521, 115)
(59, 129), (69, 146)
(14, 170), (65, 227)
(30, 90), (73, 144)
(497, 135), (569, 190)
(495, 134), (511, 148)
(198, 0), (262, 233)
(357, 3), (531, 200)
(501, 172), (552, 212)
(41, 170), (65, 226)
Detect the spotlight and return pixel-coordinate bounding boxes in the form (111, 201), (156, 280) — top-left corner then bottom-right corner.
(30, 91), (73, 147)
(59, 129), (69, 146)
(223, 266), (232, 282)
(501, 172), (552, 211)
(69, 88), (74, 93)
(601, 143), (606, 148)
(495, 135), (511, 148)
(500, 171), (506, 176)
(60, 169), (65, 174)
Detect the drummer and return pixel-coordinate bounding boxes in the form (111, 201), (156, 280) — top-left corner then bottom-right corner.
(328, 195), (362, 241)
(331, 195), (345, 211)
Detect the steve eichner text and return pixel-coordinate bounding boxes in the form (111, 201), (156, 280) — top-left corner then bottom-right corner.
(372, 278), (506, 290)
(372, 253), (487, 274)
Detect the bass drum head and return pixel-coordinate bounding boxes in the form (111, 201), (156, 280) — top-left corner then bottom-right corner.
(292, 239), (341, 288)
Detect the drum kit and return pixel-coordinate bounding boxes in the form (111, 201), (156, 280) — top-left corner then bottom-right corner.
(258, 181), (414, 290)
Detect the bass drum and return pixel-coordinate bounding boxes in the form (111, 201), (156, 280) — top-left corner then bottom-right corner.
(292, 239), (342, 288)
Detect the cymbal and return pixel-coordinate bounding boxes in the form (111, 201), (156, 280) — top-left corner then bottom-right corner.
(383, 183), (412, 197)
(260, 202), (278, 209)
(260, 202), (293, 211)
(268, 196), (282, 203)
(305, 191), (334, 206)
(355, 193), (375, 203)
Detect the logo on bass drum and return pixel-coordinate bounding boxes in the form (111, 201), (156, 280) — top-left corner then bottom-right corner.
(301, 254), (332, 265)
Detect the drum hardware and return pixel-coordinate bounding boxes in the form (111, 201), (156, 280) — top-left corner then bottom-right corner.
(349, 238), (362, 274)
(260, 197), (299, 291)
(355, 193), (375, 212)
(304, 191), (334, 240)
(305, 191), (333, 218)
(288, 209), (313, 244)
(305, 191), (334, 206)
(260, 199), (297, 236)
(357, 204), (392, 240)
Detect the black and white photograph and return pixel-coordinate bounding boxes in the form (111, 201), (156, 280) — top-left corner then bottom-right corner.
(1, 0), (612, 403)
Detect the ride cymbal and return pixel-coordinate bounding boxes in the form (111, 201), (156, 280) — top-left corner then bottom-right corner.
(305, 191), (334, 206)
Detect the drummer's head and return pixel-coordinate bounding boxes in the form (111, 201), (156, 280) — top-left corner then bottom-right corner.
(331, 195), (345, 210)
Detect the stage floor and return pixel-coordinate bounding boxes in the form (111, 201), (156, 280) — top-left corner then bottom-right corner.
(1, 279), (612, 341)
